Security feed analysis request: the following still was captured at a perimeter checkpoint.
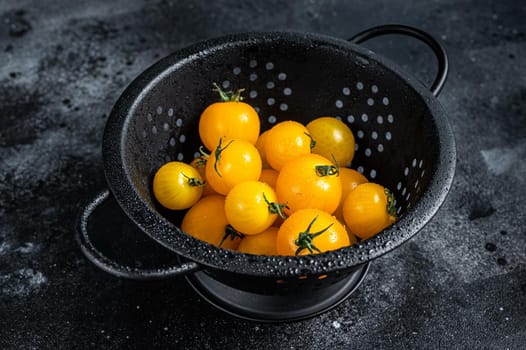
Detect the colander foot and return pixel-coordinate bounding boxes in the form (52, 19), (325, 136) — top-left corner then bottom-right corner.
(185, 262), (369, 323)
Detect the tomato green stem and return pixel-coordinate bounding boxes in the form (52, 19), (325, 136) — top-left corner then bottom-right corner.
(194, 156), (207, 168)
(198, 146), (210, 160)
(212, 82), (245, 102)
(385, 188), (397, 218)
(315, 164), (339, 177)
(304, 132), (316, 150)
(262, 192), (288, 219)
(294, 216), (333, 255)
(213, 138), (234, 177)
(219, 224), (244, 247)
(181, 172), (205, 187)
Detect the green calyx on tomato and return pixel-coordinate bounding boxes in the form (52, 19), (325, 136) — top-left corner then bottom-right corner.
(262, 192), (288, 219)
(181, 172), (205, 187)
(304, 132), (316, 150)
(213, 138), (234, 177)
(294, 216), (333, 255)
(219, 224), (244, 247)
(385, 188), (397, 218)
(315, 164), (339, 177)
(212, 82), (245, 102)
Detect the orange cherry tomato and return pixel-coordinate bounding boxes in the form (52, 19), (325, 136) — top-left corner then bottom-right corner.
(258, 168), (279, 189)
(276, 153), (342, 215)
(276, 208), (350, 256)
(342, 183), (397, 240)
(205, 138), (262, 195)
(224, 181), (286, 235)
(333, 167), (368, 223)
(255, 130), (271, 169)
(181, 195), (241, 250)
(152, 161), (204, 210)
(264, 120), (313, 171)
(306, 116), (355, 166)
(238, 227), (279, 255)
(199, 84), (260, 151)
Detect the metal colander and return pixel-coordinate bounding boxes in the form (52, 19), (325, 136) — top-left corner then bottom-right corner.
(77, 25), (455, 322)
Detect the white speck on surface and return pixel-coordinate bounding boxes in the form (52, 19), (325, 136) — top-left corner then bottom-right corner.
(332, 320), (341, 329)
(499, 307), (504, 311)
(490, 95), (499, 106)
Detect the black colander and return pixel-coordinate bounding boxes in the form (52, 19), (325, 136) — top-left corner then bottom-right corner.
(76, 25), (456, 322)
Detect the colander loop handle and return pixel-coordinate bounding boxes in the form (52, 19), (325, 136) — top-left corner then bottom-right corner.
(75, 188), (201, 280)
(349, 24), (449, 97)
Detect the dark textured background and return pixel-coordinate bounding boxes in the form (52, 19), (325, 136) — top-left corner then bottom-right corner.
(1, 0), (525, 349)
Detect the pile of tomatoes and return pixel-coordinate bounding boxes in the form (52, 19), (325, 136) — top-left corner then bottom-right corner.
(152, 84), (397, 256)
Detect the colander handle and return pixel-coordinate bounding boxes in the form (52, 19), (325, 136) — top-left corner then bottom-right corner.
(75, 189), (201, 280)
(349, 24), (449, 97)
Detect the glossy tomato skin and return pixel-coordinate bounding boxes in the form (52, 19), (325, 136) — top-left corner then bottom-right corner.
(199, 101), (260, 152)
(276, 153), (342, 215)
(342, 183), (396, 239)
(181, 195), (241, 250)
(255, 130), (271, 169)
(306, 116), (355, 166)
(276, 208), (350, 256)
(205, 138), (262, 195)
(224, 181), (281, 235)
(152, 161), (203, 210)
(264, 121), (312, 171)
(333, 167), (369, 223)
(238, 227), (279, 255)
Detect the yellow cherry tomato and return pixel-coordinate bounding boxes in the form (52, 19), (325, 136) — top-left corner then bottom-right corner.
(205, 138), (262, 195)
(306, 116), (355, 166)
(198, 84), (260, 151)
(225, 181), (286, 235)
(181, 195), (241, 250)
(238, 227), (279, 255)
(264, 120), (313, 171)
(276, 208), (350, 256)
(152, 161), (204, 210)
(342, 183), (397, 240)
(276, 153), (342, 215)
(333, 167), (368, 223)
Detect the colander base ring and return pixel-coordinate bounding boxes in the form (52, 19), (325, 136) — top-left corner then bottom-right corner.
(185, 262), (369, 323)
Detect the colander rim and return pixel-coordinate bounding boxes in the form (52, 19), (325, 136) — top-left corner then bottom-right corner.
(102, 30), (456, 277)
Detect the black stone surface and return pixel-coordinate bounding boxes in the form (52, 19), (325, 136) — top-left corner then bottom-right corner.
(1, 0), (525, 349)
